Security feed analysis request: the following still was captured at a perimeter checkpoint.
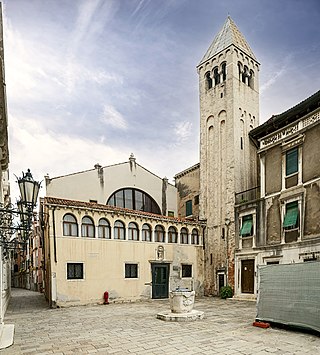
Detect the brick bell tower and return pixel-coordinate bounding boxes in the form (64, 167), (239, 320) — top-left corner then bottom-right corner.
(197, 16), (260, 295)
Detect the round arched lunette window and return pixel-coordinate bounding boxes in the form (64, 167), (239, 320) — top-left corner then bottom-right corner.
(63, 213), (78, 236)
(106, 188), (161, 215)
(81, 216), (95, 238)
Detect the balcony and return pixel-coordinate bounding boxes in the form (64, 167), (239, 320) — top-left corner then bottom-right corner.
(235, 186), (260, 205)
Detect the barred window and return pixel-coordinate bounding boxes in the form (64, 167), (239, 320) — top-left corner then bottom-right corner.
(67, 263), (83, 280)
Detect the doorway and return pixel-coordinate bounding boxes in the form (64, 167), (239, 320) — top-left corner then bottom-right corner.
(151, 263), (169, 299)
(241, 259), (255, 293)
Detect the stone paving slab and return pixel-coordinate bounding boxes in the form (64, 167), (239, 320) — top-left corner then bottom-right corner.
(2, 288), (320, 354)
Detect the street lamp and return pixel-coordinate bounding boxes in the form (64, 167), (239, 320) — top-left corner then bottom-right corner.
(0, 169), (41, 249)
(17, 169), (41, 210)
(0, 169), (41, 325)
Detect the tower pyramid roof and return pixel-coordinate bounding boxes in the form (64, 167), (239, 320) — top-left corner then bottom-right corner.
(198, 16), (257, 66)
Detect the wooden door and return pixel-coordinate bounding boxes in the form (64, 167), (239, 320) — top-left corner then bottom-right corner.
(151, 264), (169, 299)
(241, 259), (255, 294)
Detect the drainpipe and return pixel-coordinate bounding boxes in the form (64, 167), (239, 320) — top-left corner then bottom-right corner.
(52, 207), (57, 263)
(225, 218), (231, 286)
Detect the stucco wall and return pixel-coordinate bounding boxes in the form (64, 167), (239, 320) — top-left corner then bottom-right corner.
(45, 203), (204, 306)
(304, 182), (320, 237)
(265, 145), (282, 195)
(45, 161), (177, 216)
(303, 124), (320, 182)
(175, 165), (200, 218)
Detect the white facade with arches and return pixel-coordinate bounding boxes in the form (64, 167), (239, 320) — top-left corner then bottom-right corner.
(41, 158), (205, 307)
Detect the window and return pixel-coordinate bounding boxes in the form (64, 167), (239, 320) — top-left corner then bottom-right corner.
(107, 188), (161, 214)
(125, 263), (138, 278)
(213, 67), (220, 85)
(81, 216), (95, 238)
(168, 211), (174, 217)
(286, 148), (298, 176)
(221, 62), (226, 81)
(283, 201), (299, 230)
(186, 200), (192, 216)
(168, 226), (178, 243)
(67, 263), (83, 280)
(155, 225), (165, 242)
(63, 214), (78, 236)
(194, 195), (199, 205)
(191, 229), (199, 245)
(98, 218), (111, 239)
(180, 227), (189, 244)
(205, 71), (213, 89)
(128, 222), (139, 241)
(114, 220), (125, 240)
(182, 264), (192, 278)
(240, 215), (253, 236)
(141, 223), (152, 241)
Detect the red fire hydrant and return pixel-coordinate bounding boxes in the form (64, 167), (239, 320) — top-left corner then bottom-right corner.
(103, 291), (109, 305)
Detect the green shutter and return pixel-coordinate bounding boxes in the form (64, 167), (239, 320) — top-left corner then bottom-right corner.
(286, 148), (298, 176)
(283, 204), (298, 228)
(186, 200), (192, 216)
(240, 215), (253, 236)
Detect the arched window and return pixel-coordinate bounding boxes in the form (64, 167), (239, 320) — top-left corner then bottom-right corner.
(154, 225), (165, 243)
(128, 222), (139, 241)
(221, 62), (227, 81)
(242, 65), (249, 84)
(238, 62), (243, 81)
(213, 67), (220, 85)
(142, 223), (152, 242)
(114, 220), (125, 240)
(63, 214), (78, 236)
(180, 227), (189, 244)
(98, 218), (111, 239)
(81, 216), (95, 238)
(168, 226), (178, 243)
(205, 71), (213, 89)
(249, 69), (254, 89)
(191, 229), (199, 245)
(107, 188), (161, 215)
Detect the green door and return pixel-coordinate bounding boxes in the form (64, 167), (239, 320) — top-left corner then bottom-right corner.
(152, 263), (169, 299)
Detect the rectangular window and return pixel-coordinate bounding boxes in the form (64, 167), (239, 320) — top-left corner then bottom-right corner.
(286, 148), (298, 176)
(168, 211), (174, 217)
(125, 263), (138, 278)
(186, 200), (192, 216)
(240, 215), (253, 236)
(182, 264), (192, 278)
(283, 201), (299, 229)
(194, 195), (199, 205)
(67, 263), (83, 280)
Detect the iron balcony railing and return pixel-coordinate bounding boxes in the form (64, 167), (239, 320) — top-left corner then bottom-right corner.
(235, 186), (260, 205)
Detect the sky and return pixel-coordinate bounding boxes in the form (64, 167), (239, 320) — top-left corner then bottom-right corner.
(3, 0), (320, 201)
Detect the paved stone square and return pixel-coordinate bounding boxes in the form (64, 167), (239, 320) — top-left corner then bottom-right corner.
(2, 288), (319, 354)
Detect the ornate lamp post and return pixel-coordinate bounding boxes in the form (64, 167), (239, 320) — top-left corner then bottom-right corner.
(0, 169), (41, 324)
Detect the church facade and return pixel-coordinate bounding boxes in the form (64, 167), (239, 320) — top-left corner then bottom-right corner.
(41, 155), (205, 307)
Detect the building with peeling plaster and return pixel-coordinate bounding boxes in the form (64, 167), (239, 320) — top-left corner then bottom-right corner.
(234, 90), (320, 298)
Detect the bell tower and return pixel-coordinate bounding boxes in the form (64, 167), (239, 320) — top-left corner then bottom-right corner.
(197, 16), (260, 295)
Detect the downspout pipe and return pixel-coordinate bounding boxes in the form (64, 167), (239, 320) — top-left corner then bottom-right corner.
(52, 207), (57, 263)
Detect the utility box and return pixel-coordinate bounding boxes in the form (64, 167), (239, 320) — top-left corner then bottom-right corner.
(256, 262), (320, 333)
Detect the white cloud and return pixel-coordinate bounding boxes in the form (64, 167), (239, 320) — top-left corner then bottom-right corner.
(173, 121), (193, 145)
(8, 114), (129, 201)
(100, 105), (128, 130)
